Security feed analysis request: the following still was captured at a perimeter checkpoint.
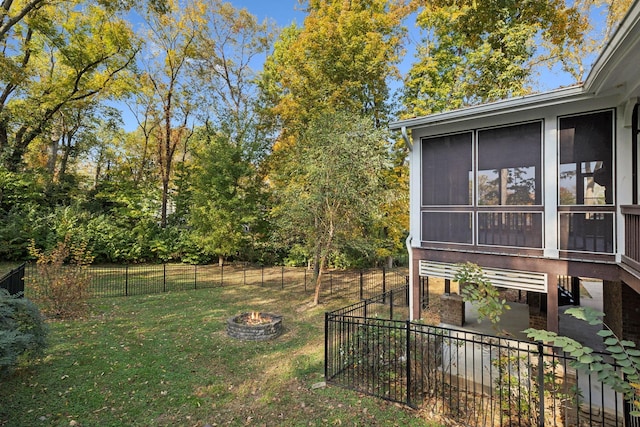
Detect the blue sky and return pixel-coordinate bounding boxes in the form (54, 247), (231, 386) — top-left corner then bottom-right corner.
(230, 0), (308, 26)
(116, 1), (592, 131)
(228, 0), (580, 91)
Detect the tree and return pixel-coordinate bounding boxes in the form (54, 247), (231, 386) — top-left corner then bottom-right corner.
(137, 0), (202, 227)
(188, 126), (267, 265)
(25, 102), (120, 205)
(190, 0), (275, 134)
(371, 136), (409, 268)
(260, 0), (408, 141)
(272, 111), (389, 304)
(0, 166), (48, 259)
(402, 0), (631, 117)
(0, 0), (56, 43)
(186, 1), (274, 265)
(261, 0), (409, 270)
(0, 0), (139, 170)
(558, 0), (633, 81)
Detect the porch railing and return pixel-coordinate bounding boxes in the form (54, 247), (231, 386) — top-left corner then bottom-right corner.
(622, 205), (640, 273)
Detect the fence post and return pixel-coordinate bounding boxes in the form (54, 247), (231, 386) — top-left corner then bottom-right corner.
(390, 290), (394, 319)
(221, 262), (224, 286)
(324, 312), (329, 380)
(405, 285), (410, 308)
(406, 320), (412, 407)
(194, 265), (197, 290)
(125, 265), (129, 296)
(382, 267), (386, 303)
(163, 264), (166, 292)
(537, 342), (545, 427)
(359, 270), (364, 300)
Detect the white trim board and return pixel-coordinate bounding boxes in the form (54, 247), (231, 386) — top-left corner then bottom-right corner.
(419, 260), (548, 293)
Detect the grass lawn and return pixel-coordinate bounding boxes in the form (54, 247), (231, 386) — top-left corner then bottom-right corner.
(0, 283), (438, 426)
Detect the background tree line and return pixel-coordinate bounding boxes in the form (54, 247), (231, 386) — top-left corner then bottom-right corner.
(0, 0), (631, 279)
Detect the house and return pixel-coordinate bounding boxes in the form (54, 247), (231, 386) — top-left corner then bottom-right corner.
(390, 1), (640, 347)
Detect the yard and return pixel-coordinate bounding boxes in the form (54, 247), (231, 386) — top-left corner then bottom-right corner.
(0, 280), (438, 426)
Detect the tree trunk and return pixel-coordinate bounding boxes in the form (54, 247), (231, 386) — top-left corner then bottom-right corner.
(313, 254), (326, 306)
(161, 176), (169, 228)
(312, 241), (323, 305)
(47, 138), (58, 178)
(385, 255), (393, 269)
(59, 136), (72, 180)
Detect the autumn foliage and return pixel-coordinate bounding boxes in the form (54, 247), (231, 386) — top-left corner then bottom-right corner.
(28, 236), (95, 318)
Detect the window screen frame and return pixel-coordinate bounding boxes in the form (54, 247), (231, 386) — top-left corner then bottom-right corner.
(557, 109), (616, 254)
(558, 109), (615, 207)
(419, 120), (544, 249)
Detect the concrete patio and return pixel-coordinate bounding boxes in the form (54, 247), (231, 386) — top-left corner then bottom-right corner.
(459, 279), (606, 351)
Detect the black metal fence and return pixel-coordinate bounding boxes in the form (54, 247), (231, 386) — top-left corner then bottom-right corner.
(0, 263), (25, 296)
(23, 263), (407, 301)
(326, 287), (638, 426)
(327, 284), (410, 319)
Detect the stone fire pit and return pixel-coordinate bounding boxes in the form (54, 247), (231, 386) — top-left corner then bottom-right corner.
(226, 312), (283, 341)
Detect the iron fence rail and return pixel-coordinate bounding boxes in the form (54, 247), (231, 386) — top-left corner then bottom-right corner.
(23, 263), (407, 301)
(326, 286), (637, 427)
(0, 263), (25, 296)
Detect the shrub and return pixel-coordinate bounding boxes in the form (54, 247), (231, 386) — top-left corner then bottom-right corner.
(526, 306), (640, 416)
(454, 262), (510, 325)
(0, 289), (48, 376)
(28, 235), (94, 318)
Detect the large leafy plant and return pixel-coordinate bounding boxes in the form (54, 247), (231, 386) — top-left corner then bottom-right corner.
(453, 262), (510, 325)
(526, 306), (640, 416)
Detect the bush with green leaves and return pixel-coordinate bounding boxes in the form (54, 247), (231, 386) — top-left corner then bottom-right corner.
(526, 306), (640, 416)
(0, 289), (48, 376)
(453, 262), (510, 325)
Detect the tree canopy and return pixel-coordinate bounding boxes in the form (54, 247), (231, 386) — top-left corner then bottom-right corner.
(0, 0), (139, 170)
(271, 110), (390, 303)
(261, 0), (408, 144)
(402, 0), (632, 117)
(0, 0), (630, 271)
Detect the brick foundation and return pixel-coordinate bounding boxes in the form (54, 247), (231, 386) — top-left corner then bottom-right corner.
(622, 282), (640, 348)
(440, 293), (465, 327)
(603, 280), (623, 338)
(527, 291), (547, 330)
(604, 280), (640, 348)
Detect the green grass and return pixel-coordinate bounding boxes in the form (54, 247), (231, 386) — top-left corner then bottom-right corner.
(0, 284), (438, 426)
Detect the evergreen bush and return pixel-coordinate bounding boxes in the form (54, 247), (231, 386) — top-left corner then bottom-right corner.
(0, 289), (48, 376)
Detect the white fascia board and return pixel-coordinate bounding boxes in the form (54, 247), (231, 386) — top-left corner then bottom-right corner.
(584, 0), (640, 95)
(390, 86), (586, 131)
